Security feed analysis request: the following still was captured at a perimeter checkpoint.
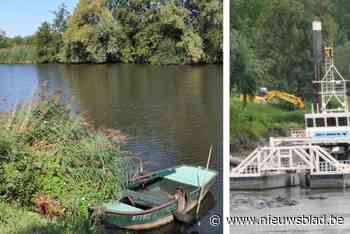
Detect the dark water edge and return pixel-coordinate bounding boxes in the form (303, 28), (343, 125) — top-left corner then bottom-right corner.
(0, 64), (223, 233)
(231, 187), (350, 234)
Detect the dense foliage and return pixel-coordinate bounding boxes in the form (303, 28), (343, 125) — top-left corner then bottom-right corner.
(62, 0), (222, 64)
(0, 90), (134, 232)
(1, 1), (222, 65)
(231, 0), (350, 98)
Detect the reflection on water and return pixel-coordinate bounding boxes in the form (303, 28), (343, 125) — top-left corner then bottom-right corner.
(0, 64), (222, 233)
(231, 187), (350, 233)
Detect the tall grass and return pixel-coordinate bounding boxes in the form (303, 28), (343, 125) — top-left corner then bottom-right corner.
(0, 46), (34, 64)
(0, 202), (62, 234)
(0, 90), (136, 233)
(231, 96), (304, 143)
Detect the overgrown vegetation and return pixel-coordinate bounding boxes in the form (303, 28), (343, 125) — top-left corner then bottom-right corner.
(231, 97), (304, 145)
(0, 0), (222, 65)
(0, 46), (34, 64)
(0, 34), (34, 64)
(0, 89), (133, 233)
(0, 202), (61, 234)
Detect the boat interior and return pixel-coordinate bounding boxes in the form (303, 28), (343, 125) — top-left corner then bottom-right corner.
(104, 166), (217, 213)
(118, 179), (198, 211)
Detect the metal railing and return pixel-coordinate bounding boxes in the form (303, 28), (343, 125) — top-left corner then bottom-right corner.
(231, 145), (344, 177)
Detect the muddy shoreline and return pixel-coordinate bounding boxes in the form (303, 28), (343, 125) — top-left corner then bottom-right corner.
(231, 187), (350, 233)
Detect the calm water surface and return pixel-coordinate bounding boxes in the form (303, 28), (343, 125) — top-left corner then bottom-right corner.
(0, 64), (222, 234)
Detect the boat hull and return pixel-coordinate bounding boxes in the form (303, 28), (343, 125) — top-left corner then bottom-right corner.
(104, 187), (212, 230)
(103, 202), (178, 230)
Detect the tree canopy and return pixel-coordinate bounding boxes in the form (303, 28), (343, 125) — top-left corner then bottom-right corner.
(32, 0), (222, 65)
(231, 0), (350, 98)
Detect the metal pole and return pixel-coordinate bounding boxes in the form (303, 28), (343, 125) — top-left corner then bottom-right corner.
(206, 145), (213, 169)
(312, 21), (322, 109)
(196, 173), (203, 216)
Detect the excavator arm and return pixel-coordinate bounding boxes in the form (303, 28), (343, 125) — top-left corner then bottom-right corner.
(239, 90), (305, 110)
(265, 90), (305, 109)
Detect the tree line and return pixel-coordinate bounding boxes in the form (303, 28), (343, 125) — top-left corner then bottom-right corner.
(0, 35), (34, 50)
(0, 33), (35, 64)
(231, 0), (350, 99)
(1, 0), (222, 65)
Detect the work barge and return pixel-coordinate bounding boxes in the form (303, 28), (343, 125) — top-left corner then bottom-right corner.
(231, 21), (350, 190)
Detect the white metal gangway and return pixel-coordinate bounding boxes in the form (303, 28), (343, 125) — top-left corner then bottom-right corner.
(231, 145), (350, 177)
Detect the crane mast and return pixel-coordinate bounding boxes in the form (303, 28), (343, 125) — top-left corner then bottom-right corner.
(313, 47), (348, 113)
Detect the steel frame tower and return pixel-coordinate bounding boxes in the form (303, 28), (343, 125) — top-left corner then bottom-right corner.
(313, 47), (348, 113)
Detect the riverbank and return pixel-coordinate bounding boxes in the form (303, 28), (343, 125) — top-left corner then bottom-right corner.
(230, 96), (304, 157)
(0, 91), (130, 233)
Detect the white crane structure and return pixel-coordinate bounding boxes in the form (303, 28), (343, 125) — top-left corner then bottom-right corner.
(314, 47), (348, 113)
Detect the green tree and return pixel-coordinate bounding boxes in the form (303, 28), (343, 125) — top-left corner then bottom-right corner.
(149, 2), (206, 64)
(180, 29), (205, 63)
(0, 36), (9, 49)
(326, 0), (350, 43)
(231, 0), (341, 98)
(34, 22), (59, 63)
(231, 30), (257, 99)
(33, 4), (70, 63)
(30, 0), (222, 65)
(5, 0), (223, 65)
(89, 14), (133, 63)
(255, 0), (338, 97)
(61, 0), (111, 63)
(52, 3), (70, 34)
(256, 0), (311, 94)
(231, 0), (265, 93)
(61, 0), (210, 65)
(187, 0), (223, 63)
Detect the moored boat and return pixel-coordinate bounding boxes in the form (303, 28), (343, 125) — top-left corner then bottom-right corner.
(92, 165), (217, 230)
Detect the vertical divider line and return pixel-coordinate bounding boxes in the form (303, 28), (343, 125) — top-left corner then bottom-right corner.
(223, 0), (230, 233)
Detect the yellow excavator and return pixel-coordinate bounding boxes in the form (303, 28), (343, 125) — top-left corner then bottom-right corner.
(240, 88), (305, 110)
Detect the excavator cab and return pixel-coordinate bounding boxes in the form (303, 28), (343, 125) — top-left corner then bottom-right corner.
(324, 47), (333, 58)
(258, 87), (268, 97)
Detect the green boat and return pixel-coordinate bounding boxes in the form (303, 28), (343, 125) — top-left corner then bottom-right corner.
(93, 165), (217, 230)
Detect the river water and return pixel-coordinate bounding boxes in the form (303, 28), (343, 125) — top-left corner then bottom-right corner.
(0, 64), (223, 233)
(231, 187), (350, 233)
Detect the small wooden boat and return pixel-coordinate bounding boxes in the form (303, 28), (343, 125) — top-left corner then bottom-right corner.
(92, 165), (217, 230)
